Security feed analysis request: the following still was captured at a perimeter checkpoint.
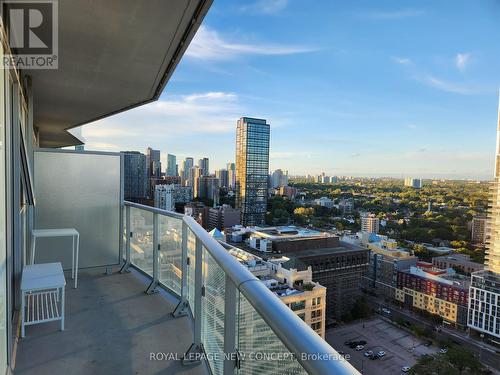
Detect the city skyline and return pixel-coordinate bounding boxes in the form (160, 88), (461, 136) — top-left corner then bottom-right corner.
(78, 0), (500, 180)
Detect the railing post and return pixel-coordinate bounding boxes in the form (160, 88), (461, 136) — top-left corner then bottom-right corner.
(223, 275), (238, 375)
(145, 212), (159, 294)
(172, 220), (189, 317)
(183, 236), (204, 365)
(119, 205), (131, 273)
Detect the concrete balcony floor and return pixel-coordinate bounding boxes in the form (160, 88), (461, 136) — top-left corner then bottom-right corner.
(14, 268), (208, 375)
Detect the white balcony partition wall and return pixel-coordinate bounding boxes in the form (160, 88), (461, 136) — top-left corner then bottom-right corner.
(33, 150), (123, 269)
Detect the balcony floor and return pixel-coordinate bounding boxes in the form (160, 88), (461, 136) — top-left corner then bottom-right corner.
(14, 268), (208, 375)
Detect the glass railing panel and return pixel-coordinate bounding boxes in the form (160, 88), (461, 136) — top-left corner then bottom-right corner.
(158, 214), (182, 296)
(237, 293), (307, 375)
(202, 247), (225, 375)
(187, 228), (196, 314)
(122, 205), (127, 261)
(129, 207), (154, 276)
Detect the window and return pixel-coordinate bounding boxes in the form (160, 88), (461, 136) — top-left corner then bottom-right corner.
(311, 309), (322, 319)
(290, 300), (306, 311)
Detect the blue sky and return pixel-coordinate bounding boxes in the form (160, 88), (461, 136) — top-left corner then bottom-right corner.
(81, 0), (500, 179)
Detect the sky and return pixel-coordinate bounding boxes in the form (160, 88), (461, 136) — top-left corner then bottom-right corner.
(80, 0), (500, 180)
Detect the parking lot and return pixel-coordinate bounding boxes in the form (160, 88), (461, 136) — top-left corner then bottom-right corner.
(326, 317), (440, 375)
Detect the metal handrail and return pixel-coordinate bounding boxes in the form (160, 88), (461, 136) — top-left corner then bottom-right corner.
(124, 201), (360, 375)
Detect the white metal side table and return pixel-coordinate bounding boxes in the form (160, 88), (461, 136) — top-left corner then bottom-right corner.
(31, 228), (80, 288)
(21, 262), (66, 338)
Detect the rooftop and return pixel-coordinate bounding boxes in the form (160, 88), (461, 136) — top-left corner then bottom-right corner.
(251, 226), (333, 240)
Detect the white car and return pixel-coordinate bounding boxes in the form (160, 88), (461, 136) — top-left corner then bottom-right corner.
(382, 308), (391, 314)
(364, 350), (373, 357)
(355, 345), (364, 351)
(440, 348), (448, 354)
(402, 366), (411, 372)
(377, 351), (386, 357)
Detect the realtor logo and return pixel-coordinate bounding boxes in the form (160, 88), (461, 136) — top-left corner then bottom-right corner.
(2, 0), (58, 69)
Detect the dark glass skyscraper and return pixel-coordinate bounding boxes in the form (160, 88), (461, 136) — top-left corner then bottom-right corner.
(235, 117), (270, 226)
(122, 151), (147, 200)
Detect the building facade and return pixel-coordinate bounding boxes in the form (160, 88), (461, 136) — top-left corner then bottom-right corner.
(235, 117), (270, 226)
(396, 264), (469, 328)
(471, 216), (488, 244)
(468, 97), (500, 343)
(166, 154), (176, 176)
(225, 245), (327, 338)
(198, 157), (209, 176)
(154, 184), (175, 211)
(181, 157), (194, 185)
(282, 246), (369, 322)
(432, 254), (484, 276)
(404, 178), (422, 188)
(361, 213), (380, 234)
(122, 151), (147, 200)
(208, 204), (241, 231)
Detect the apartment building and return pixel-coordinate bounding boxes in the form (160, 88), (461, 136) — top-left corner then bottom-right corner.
(360, 213), (380, 234)
(207, 204), (241, 231)
(396, 263), (469, 328)
(471, 216), (488, 245)
(468, 97), (500, 344)
(225, 246), (326, 338)
(347, 233), (418, 298)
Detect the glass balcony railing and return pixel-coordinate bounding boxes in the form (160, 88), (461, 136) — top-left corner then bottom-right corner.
(123, 201), (359, 375)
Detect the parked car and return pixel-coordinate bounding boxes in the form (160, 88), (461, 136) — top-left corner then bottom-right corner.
(377, 351), (386, 357)
(402, 366), (411, 372)
(344, 340), (352, 346)
(424, 340), (432, 347)
(355, 345), (364, 351)
(357, 340), (367, 345)
(440, 348), (448, 354)
(364, 350), (373, 357)
(369, 353), (379, 360)
(382, 308), (391, 314)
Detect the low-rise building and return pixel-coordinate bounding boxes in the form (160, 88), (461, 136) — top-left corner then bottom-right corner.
(313, 197), (334, 208)
(395, 262), (470, 329)
(225, 245), (326, 338)
(346, 233), (418, 298)
(247, 225), (340, 254)
(432, 254), (484, 276)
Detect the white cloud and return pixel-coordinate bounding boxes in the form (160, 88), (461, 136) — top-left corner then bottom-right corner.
(392, 56), (411, 65)
(358, 9), (424, 19)
(455, 53), (470, 72)
(240, 0), (288, 14)
(82, 91), (247, 152)
(185, 26), (319, 61)
(407, 124), (417, 129)
(421, 75), (478, 95)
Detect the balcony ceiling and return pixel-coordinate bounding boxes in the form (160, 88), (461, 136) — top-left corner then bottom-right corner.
(27, 0), (212, 148)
